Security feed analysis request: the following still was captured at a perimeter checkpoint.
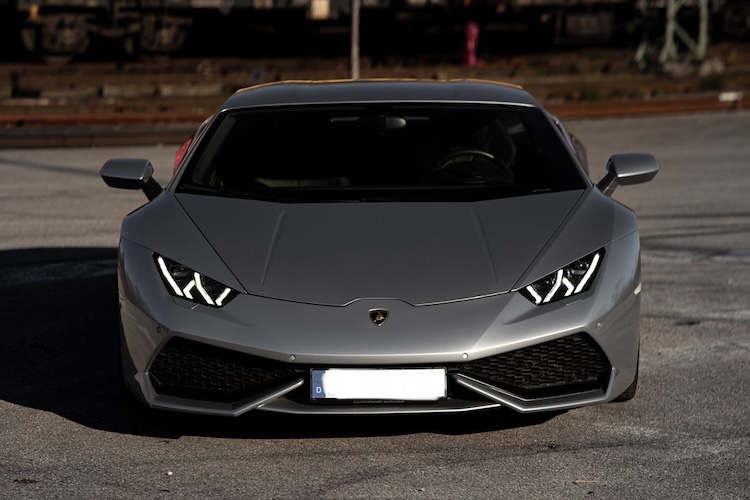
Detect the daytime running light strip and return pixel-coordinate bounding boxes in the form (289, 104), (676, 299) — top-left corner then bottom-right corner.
(157, 256), (184, 297)
(194, 272), (215, 306)
(574, 252), (601, 293)
(215, 288), (232, 307)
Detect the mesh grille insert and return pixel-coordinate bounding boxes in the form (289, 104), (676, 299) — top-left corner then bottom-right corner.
(149, 337), (303, 403)
(457, 333), (611, 398)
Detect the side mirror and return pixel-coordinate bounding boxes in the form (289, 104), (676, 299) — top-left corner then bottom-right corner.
(596, 153), (660, 196)
(100, 158), (163, 201)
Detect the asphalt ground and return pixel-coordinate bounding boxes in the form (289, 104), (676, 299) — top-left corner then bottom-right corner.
(0, 110), (748, 498)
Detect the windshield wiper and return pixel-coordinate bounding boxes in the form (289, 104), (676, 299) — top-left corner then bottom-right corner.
(177, 184), (296, 202)
(221, 187), (304, 202)
(177, 183), (537, 203)
(178, 184), (354, 203)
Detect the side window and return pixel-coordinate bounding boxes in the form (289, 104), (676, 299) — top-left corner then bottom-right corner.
(547, 113), (589, 176)
(188, 115), (239, 187)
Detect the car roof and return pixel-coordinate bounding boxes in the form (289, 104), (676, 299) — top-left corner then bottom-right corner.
(222, 79), (540, 109)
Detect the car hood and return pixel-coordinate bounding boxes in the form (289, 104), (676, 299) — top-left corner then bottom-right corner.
(174, 191), (585, 306)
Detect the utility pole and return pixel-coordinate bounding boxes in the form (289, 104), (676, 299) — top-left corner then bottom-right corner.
(351, 0), (360, 80)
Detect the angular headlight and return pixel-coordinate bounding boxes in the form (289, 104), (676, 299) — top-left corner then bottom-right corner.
(520, 250), (603, 305)
(154, 255), (239, 307)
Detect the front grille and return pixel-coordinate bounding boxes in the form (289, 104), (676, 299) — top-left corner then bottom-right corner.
(148, 333), (610, 404)
(149, 337), (304, 402)
(457, 333), (611, 398)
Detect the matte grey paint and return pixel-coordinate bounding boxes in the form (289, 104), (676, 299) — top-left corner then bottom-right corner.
(120, 194), (246, 292)
(100, 158), (163, 201)
(106, 79), (657, 416)
(174, 190), (585, 306)
(597, 152), (661, 196)
(608, 153), (661, 185)
(116, 227), (642, 415)
(100, 158), (154, 190)
(118, 230), (641, 363)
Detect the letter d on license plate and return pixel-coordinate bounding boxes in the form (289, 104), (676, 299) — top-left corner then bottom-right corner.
(310, 368), (447, 401)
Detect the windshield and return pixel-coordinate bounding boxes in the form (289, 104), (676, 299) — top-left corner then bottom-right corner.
(176, 103), (586, 202)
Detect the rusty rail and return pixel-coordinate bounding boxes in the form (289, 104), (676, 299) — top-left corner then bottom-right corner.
(0, 94), (746, 149)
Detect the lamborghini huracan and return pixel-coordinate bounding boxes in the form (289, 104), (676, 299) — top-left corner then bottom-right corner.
(101, 79), (659, 416)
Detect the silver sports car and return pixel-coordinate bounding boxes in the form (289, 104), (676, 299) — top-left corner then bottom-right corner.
(101, 79), (659, 416)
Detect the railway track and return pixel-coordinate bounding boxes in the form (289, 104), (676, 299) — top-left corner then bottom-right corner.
(1, 45), (748, 148)
(1, 95), (745, 149)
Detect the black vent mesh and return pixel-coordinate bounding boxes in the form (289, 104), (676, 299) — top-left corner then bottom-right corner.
(148, 333), (610, 403)
(457, 333), (611, 398)
(149, 337), (303, 402)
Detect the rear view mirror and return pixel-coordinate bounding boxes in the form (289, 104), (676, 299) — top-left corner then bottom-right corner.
(597, 153), (660, 196)
(100, 158), (163, 201)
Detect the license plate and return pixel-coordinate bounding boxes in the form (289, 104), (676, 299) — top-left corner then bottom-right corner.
(310, 368), (447, 401)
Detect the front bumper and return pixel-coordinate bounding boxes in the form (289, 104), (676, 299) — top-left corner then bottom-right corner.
(117, 234), (641, 416)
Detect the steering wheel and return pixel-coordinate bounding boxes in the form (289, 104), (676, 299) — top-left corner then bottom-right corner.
(434, 149), (497, 170)
(430, 148), (514, 184)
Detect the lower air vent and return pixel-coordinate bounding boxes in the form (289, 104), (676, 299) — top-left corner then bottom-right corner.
(458, 333), (611, 398)
(149, 337), (303, 403)
(149, 333), (610, 405)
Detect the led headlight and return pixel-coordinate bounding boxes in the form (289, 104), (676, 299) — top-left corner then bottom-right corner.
(520, 250), (603, 305)
(154, 255), (239, 307)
